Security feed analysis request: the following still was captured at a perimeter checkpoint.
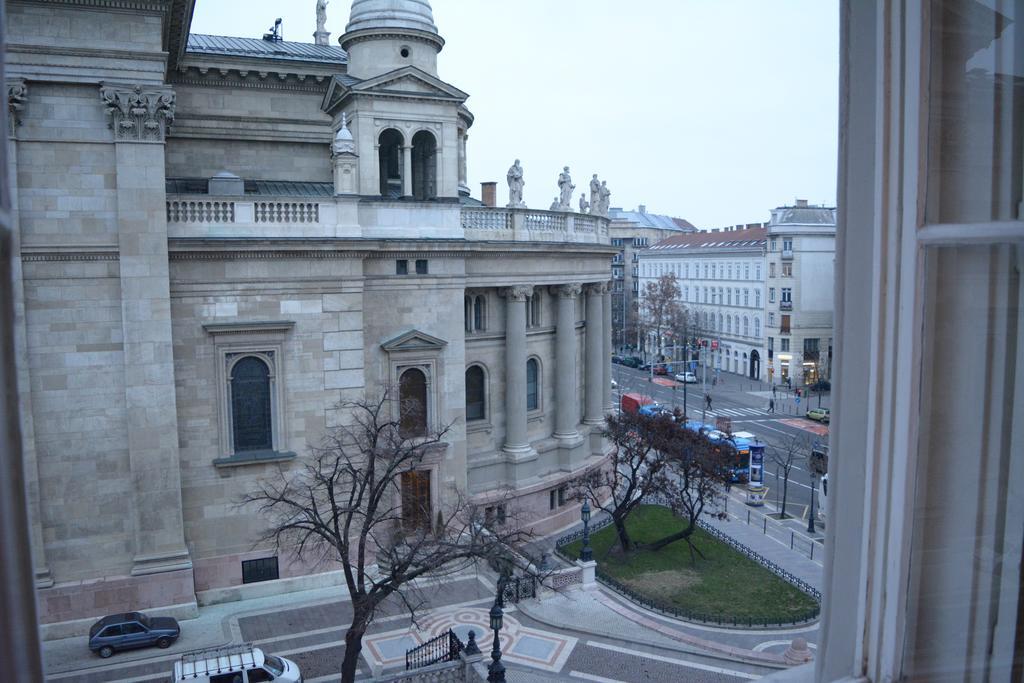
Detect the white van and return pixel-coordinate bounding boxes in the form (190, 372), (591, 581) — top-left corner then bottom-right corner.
(173, 643), (301, 683)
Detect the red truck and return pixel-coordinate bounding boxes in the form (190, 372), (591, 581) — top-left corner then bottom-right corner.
(620, 392), (655, 415)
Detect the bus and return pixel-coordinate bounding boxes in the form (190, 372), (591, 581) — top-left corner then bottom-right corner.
(681, 422), (751, 482)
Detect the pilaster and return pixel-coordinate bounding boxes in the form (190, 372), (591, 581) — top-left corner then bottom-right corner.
(402, 144), (413, 198)
(101, 84), (191, 577)
(584, 283), (606, 426)
(8, 79), (52, 588)
(603, 283), (613, 412)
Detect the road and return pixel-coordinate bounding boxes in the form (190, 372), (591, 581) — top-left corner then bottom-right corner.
(612, 364), (830, 521)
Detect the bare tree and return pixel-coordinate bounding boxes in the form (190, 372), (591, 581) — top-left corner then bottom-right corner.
(644, 426), (736, 558)
(640, 274), (682, 364)
(569, 410), (677, 553)
(242, 392), (530, 683)
(767, 433), (810, 519)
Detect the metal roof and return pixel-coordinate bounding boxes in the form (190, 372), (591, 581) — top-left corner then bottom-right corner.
(166, 178), (335, 197)
(771, 206), (837, 226)
(607, 207), (694, 231)
(187, 34), (348, 64)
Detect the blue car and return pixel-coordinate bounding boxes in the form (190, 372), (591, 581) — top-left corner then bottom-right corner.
(88, 611), (180, 658)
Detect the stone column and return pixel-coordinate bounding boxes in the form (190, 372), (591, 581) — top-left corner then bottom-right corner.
(584, 283), (606, 424)
(502, 286), (533, 456)
(551, 284), (581, 442)
(7, 80), (52, 587)
(402, 145), (413, 197)
(603, 283), (613, 412)
(100, 85), (191, 576)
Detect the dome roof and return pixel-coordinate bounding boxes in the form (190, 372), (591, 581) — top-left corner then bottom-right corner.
(345, 0), (438, 35)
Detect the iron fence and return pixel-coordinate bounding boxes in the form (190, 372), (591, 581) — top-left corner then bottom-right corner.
(405, 629), (463, 671)
(500, 574), (537, 604)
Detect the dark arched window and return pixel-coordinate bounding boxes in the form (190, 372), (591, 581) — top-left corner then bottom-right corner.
(466, 365), (485, 421)
(399, 368), (428, 438)
(473, 295), (485, 331)
(231, 356), (272, 452)
(526, 358), (539, 411)
(411, 130), (437, 200)
(378, 128), (404, 198)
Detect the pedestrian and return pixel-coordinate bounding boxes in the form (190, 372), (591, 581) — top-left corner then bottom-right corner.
(772, 384), (777, 397)
(705, 393), (712, 411)
(769, 398), (775, 413)
(712, 376), (717, 387)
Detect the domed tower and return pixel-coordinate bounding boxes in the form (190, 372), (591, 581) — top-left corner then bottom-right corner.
(341, 0), (445, 79)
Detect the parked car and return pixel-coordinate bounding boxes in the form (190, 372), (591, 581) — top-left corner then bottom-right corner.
(620, 356), (641, 368)
(620, 392), (654, 415)
(674, 371), (698, 383)
(89, 612), (180, 658)
(611, 379), (618, 390)
(806, 407), (831, 423)
(174, 643), (301, 683)
(638, 362), (651, 371)
(611, 354), (624, 365)
(653, 363), (669, 376)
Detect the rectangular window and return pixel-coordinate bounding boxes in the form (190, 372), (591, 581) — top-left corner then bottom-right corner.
(782, 262), (793, 277)
(549, 490), (557, 510)
(755, 290), (761, 307)
(558, 486), (568, 506)
(396, 259), (408, 275)
(780, 315), (791, 334)
(744, 263), (750, 279)
(401, 470), (431, 531)
(242, 556), (280, 584)
(783, 238), (793, 251)
(770, 239), (777, 251)
(769, 312), (775, 325)
(769, 287), (776, 303)
(768, 336), (774, 352)
(780, 337), (790, 352)
(803, 337), (819, 360)
(769, 262), (776, 278)
(485, 505), (506, 528)
(415, 259), (428, 274)
(703, 263), (708, 279)
(756, 264), (762, 280)
(781, 287), (792, 303)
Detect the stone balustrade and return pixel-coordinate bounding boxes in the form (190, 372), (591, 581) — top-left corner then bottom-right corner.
(165, 196), (611, 245)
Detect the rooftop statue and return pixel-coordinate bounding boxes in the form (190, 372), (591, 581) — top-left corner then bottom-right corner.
(507, 159), (526, 208)
(588, 174), (600, 215)
(557, 166), (574, 211)
(579, 193), (589, 213)
(316, 0), (328, 32)
(598, 180), (611, 217)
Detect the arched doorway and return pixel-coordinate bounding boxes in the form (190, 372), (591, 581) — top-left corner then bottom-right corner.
(749, 349), (761, 379)
(378, 128), (404, 198)
(411, 130), (437, 200)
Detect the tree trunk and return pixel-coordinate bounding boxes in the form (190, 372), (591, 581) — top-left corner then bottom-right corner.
(645, 520), (702, 555)
(780, 470), (790, 519)
(340, 607), (370, 683)
(613, 515), (632, 553)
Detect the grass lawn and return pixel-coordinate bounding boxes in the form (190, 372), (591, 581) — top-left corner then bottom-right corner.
(562, 505), (818, 624)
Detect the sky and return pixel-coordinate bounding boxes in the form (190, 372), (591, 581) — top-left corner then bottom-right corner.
(190, 1), (839, 228)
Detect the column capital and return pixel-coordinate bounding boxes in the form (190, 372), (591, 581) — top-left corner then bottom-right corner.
(99, 84), (175, 143)
(585, 282), (609, 296)
(550, 283), (582, 299)
(502, 285), (534, 302)
(7, 79), (26, 135)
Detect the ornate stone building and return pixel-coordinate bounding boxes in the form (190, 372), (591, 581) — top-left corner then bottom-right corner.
(7, 0), (614, 631)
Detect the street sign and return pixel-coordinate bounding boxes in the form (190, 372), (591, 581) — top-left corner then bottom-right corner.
(689, 360), (697, 371)
(795, 396), (801, 405)
(711, 340), (719, 350)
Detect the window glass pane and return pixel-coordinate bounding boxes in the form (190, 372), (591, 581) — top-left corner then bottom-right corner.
(399, 368), (428, 438)
(526, 359), (539, 411)
(231, 356), (272, 452)
(401, 470), (431, 531)
(926, 0), (1022, 223)
(904, 243), (1023, 680)
(465, 366), (485, 420)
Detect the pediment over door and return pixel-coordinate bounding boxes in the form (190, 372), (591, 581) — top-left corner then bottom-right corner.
(381, 329), (448, 353)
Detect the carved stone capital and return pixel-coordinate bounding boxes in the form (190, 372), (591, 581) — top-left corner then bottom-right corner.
(99, 84), (175, 143)
(502, 285), (533, 302)
(550, 283), (582, 299)
(7, 79), (26, 135)
(585, 282), (608, 296)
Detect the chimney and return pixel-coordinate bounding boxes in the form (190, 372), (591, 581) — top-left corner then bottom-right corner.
(796, 199), (808, 207)
(481, 182), (497, 207)
(638, 204), (646, 214)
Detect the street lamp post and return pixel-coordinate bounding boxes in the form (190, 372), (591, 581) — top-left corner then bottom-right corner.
(807, 474), (817, 534)
(487, 599), (505, 682)
(580, 499), (593, 562)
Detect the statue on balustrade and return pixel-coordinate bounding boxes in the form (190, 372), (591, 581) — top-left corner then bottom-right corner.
(589, 174), (601, 215)
(579, 193), (589, 213)
(549, 197), (560, 211)
(557, 166), (574, 211)
(506, 159), (526, 208)
(598, 181), (611, 217)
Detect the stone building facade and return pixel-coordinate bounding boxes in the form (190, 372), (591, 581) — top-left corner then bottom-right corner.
(637, 226), (768, 380)
(7, 0), (615, 630)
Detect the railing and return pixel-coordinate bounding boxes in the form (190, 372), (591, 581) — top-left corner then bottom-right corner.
(405, 629), (464, 671)
(460, 208), (511, 230)
(781, 249), (794, 259)
(552, 503), (821, 627)
(522, 211), (567, 232)
(255, 201), (319, 223)
(167, 200), (235, 223)
(574, 214), (598, 233)
(780, 301), (793, 311)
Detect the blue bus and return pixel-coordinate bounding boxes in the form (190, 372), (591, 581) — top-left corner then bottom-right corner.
(680, 421), (751, 482)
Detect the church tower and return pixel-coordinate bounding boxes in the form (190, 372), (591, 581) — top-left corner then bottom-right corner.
(341, 0), (445, 79)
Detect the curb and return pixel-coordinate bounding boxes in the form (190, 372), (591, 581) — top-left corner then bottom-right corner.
(516, 590), (789, 670)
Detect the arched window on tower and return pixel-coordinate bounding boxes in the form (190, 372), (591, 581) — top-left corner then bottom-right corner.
(378, 128), (404, 198)
(230, 356), (273, 452)
(465, 365), (486, 421)
(399, 368), (428, 438)
(412, 130), (437, 200)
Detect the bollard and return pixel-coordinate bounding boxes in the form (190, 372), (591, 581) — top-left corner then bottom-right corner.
(791, 531), (794, 549)
(764, 517), (767, 534)
(747, 509), (751, 524)
(810, 542), (814, 561)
